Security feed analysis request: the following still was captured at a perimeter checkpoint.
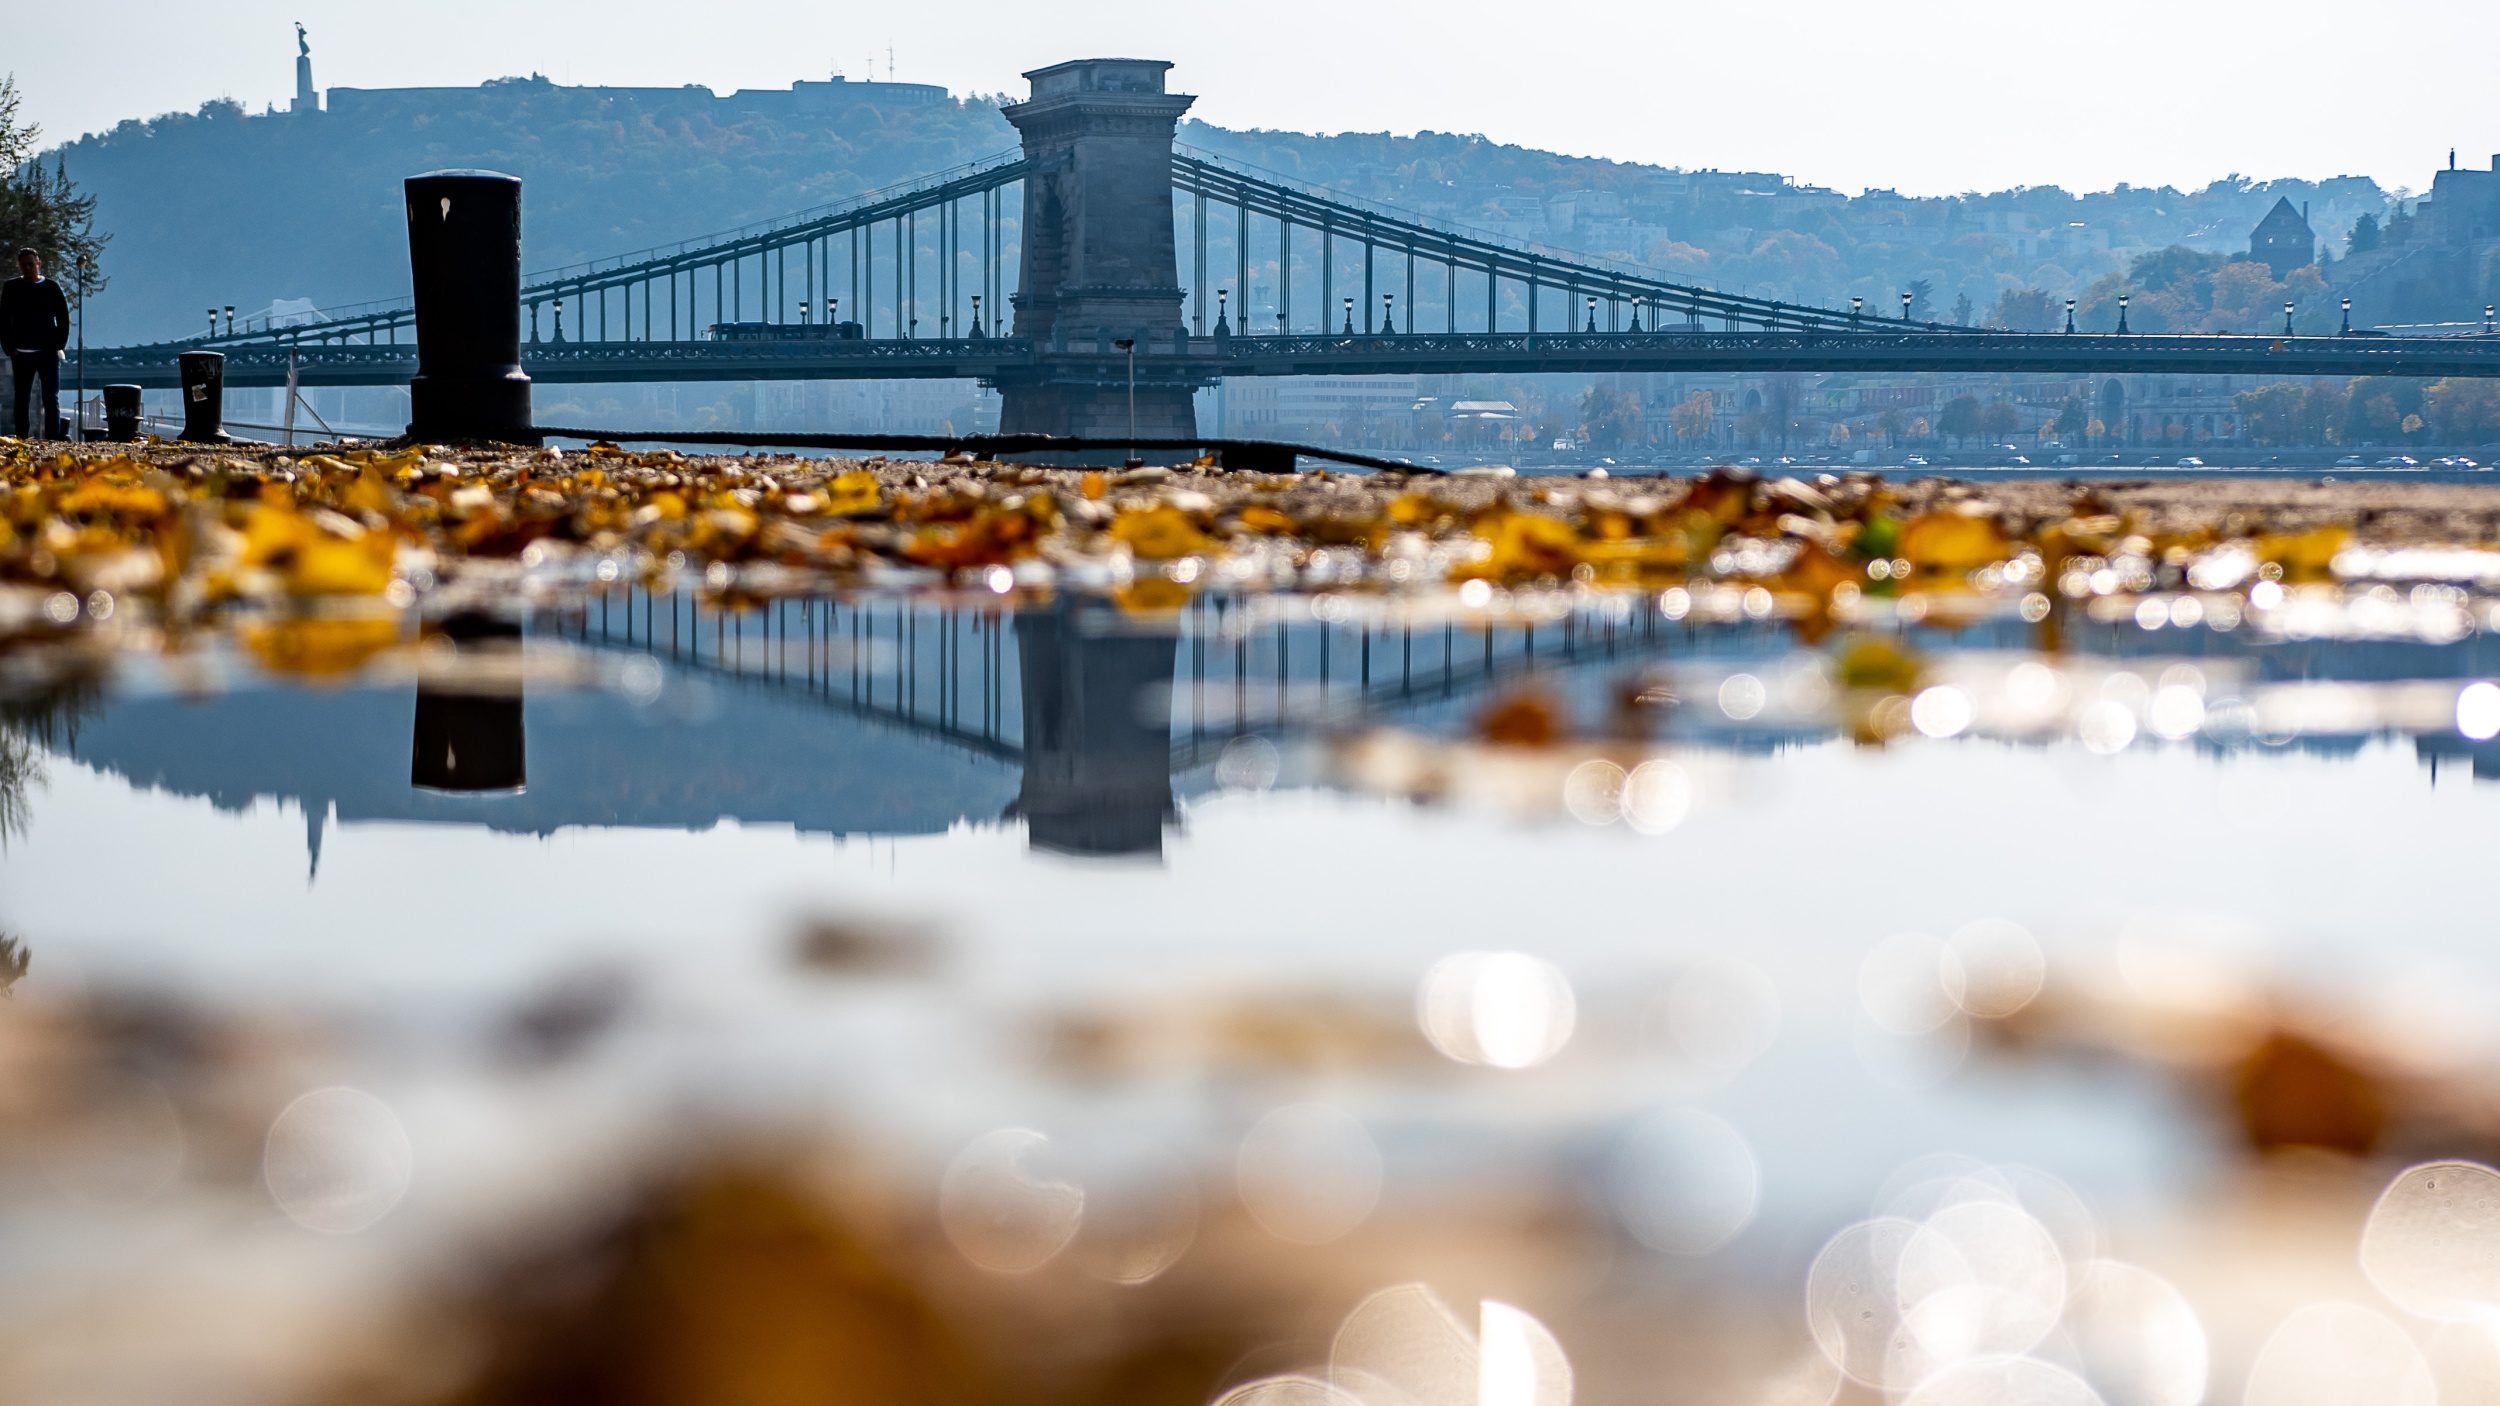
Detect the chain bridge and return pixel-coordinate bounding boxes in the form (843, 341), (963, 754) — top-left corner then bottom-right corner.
(84, 57), (2500, 437)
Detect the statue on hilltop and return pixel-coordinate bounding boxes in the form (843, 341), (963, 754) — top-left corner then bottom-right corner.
(297, 22), (310, 58)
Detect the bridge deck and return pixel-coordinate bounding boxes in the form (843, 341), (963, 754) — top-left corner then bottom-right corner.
(80, 328), (2500, 391)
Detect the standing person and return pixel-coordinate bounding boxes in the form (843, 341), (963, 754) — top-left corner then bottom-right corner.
(2, 248), (72, 439)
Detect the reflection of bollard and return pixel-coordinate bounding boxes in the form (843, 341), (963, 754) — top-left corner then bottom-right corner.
(404, 169), (537, 445)
(103, 385), (143, 442)
(412, 612), (527, 794)
(177, 351), (229, 443)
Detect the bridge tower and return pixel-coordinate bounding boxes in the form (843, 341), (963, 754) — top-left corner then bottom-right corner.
(996, 59), (1204, 440)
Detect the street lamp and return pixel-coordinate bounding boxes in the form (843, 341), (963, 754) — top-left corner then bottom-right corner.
(1900, 291), (1913, 322)
(2341, 297), (2352, 335)
(2284, 301), (2296, 336)
(1851, 295), (1863, 327)
(827, 298), (839, 329)
(1631, 296), (1647, 332)
(1381, 292), (1396, 335)
(1585, 295), (1599, 333)
(1214, 288), (1229, 334)
(2065, 297), (2077, 334)
(2487, 304), (2496, 334)
(1275, 310), (1286, 337)
(1342, 297), (1355, 335)
(970, 294), (984, 338)
(206, 308), (218, 340)
(224, 306), (236, 337)
(2117, 294), (2131, 335)
(1111, 337), (1139, 464)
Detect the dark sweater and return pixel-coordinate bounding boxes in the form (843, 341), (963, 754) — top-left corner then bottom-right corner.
(0, 276), (71, 354)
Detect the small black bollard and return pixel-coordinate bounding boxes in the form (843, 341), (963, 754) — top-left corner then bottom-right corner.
(177, 351), (230, 443)
(404, 169), (537, 445)
(412, 612), (527, 794)
(103, 385), (143, 442)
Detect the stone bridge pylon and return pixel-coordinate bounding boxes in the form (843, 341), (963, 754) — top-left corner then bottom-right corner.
(996, 59), (1205, 440)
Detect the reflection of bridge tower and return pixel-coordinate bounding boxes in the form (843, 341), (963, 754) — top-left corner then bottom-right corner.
(1012, 605), (1177, 857)
(996, 59), (1204, 440)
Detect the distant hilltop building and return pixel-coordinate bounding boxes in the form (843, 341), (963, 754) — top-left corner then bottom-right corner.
(2248, 196), (2315, 279)
(2325, 153), (2500, 326)
(319, 71), (949, 125)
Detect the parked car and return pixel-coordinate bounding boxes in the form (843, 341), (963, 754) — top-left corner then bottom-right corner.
(2175, 457), (2206, 469)
(1900, 455), (1929, 468)
(2335, 455), (2366, 467)
(2377, 456), (2420, 468)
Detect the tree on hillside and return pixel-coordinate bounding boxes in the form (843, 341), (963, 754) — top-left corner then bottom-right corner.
(2347, 211), (2380, 255)
(1761, 374), (1804, 451)
(1950, 291), (1975, 327)
(2425, 379), (2500, 444)
(1668, 390), (1715, 445)
(1978, 400), (2022, 442)
(1904, 278), (1935, 320)
(1938, 394), (1981, 446)
(1579, 385), (1643, 450)
(0, 77), (109, 300)
(2056, 398), (2089, 440)
(1992, 287), (2059, 332)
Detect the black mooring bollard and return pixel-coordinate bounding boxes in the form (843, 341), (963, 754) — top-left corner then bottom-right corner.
(177, 351), (229, 443)
(404, 169), (537, 445)
(103, 385), (143, 442)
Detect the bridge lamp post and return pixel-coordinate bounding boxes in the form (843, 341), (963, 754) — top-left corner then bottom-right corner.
(1632, 296), (1646, 333)
(2487, 304), (2495, 334)
(1112, 337), (1138, 462)
(1342, 297), (1355, 336)
(1275, 310), (1286, 337)
(2285, 301), (2296, 336)
(1851, 296), (1863, 327)
(799, 299), (811, 325)
(828, 298), (839, 330)
(2341, 297), (2352, 335)
(1585, 296), (1599, 334)
(2065, 298), (2076, 334)
(1382, 293), (1396, 335)
(1213, 288), (1227, 335)
(970, 294), (984, 338)
(225, 306), (236, 338)
(2117, 294), (2131, 335)
(206, 308), (218, 341)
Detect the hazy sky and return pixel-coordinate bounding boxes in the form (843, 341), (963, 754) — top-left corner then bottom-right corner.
(14, 0), (2495, 197)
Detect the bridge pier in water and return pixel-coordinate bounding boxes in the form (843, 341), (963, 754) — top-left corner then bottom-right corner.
(995, 59), (1206, 441)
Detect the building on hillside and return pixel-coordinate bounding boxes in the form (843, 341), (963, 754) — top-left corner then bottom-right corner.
(2249, 197), (2317, 279)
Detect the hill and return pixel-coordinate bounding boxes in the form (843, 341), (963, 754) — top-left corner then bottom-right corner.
(52, 77), (2402, 345)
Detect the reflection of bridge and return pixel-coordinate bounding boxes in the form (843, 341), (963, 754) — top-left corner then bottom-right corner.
(37, 593), (2500, 873)
(85, 58), (2500, 433)
(52, 595), (1663, 865)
